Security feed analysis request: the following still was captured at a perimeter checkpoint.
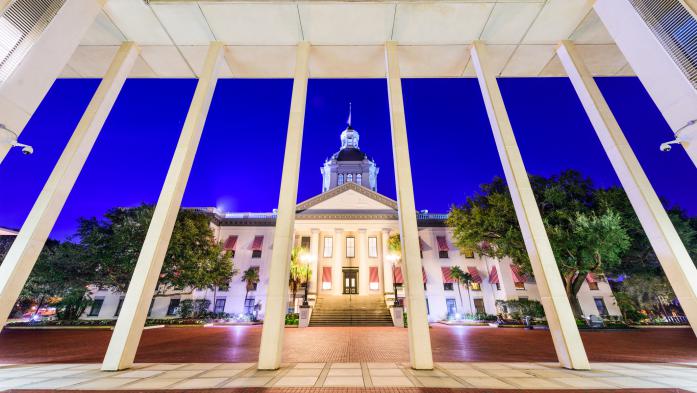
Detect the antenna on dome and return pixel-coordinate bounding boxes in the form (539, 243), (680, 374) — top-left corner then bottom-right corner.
(347, 102), (352, 128)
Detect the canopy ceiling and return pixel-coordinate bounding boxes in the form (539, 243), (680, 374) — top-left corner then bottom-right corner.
(61, 0), (634, 79)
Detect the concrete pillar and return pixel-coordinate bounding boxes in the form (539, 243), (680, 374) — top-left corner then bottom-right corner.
(0, 0), (104, 164)
(358, 228), (369, 295)
(384, 41), (433, 370)
(558, 40), (697, 337)
(0, 42), (139, 332)
(257, 42), (310, 371)
(382, 228), (393, 293)
(333, 228), (344, 295)
(101, 42), (224, 371)
(309, 228), (320, 294)
(470, 41), (590, 370)
(595, 0), (697, 167)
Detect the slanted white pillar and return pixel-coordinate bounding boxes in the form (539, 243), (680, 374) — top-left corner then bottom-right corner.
(594, 0), (697, 167)
(381, 228), (393, 293)
(0, 42), (139, 332)
(384, 41), (433, 370)
(558, 40), (697, 337)
(257, 42), (310, 371)
(0, 0), (103, 164)
(101, 42), (224, 371)
(470, 41), (590, 370)
(309, 229), (320, 293)
(333, 228), (344, 295)
(358, 228), (369, 295)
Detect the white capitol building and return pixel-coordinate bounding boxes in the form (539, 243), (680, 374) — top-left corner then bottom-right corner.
(88, 115), (620, 323)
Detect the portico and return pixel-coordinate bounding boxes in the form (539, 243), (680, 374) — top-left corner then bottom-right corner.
(0, 0), (696, 375)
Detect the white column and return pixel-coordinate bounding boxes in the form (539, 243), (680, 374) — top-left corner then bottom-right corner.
(309, 228), (320, 294)
(257, 42), (310, 371)
(333, 228), (344, 295)
(101, 42), (224, 371)
(358, 228), (369, 295)
(381, 228), (393, 293)
(0, 0), (104, 164)
(558, 40), (697, 337)
(471, 41), (590, 370)
(594, 0), (697, 167)
(385, 41), (433, 370)
(0, 42), (138, 332)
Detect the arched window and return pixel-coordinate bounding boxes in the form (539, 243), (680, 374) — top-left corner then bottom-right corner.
(347, 174), (353, 183)
(338, 174), (344, 185)
(356, 173), (362, 184)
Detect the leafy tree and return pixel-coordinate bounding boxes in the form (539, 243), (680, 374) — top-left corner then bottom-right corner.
(449, 266), (473, 313)
(288, 247), (311, 311)
(388, 234), (401, 255)
(241, 266), (260, 314)
(619, 274), (675, 315)
(78, 205), (235, 295)
(448, 170), (631, 317)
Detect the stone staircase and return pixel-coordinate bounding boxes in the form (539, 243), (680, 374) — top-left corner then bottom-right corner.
(309, 295), (393, 327)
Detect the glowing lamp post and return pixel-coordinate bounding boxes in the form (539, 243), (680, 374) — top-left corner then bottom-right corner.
(387, 253), (400, 307)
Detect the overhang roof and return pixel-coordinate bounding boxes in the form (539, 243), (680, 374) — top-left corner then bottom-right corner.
(61, 0), (633, 79)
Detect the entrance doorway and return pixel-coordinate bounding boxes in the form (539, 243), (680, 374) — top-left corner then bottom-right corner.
(343, 268), (358, 294)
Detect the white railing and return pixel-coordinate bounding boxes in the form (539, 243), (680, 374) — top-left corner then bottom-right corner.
(0, 0), (65, 83)
(629, 0), (697, 89)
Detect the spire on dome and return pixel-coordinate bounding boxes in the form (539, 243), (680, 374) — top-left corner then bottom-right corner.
(347, 102), (352, 128)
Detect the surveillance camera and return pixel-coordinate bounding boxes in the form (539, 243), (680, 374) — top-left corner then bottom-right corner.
(659, 142), (672, 152)
(21, 145), (33, 155)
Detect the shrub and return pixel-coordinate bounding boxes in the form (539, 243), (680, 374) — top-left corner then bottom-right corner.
(285, 313), (299, 325)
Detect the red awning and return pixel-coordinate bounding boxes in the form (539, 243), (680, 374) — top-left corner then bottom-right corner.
(441, 266), (456, 283)
(322, 267), (332, 283)
(488, 266), (499, 284)
(511, 265), (527, 283)
(223, 235), (238, 251)
(394, 267), (404, 284)
(369, 267), (379, 284)
(419, 237), (426, 251)
(436, 236), (449, 251)
(422, 267), (427, 283)
(252, 236), (264, 251)
(467, 266), (482, 283)
(585, 273), (597, 284)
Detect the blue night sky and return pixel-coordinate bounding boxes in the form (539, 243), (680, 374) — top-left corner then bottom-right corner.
(0, 77), (695, 240)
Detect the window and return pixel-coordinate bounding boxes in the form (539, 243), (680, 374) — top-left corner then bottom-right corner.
(437, 236), (449, 258)
(439, 250), (449, 259)
(252, 250), (261, 258)
(594, 297), (609, 317)
(514, 282), (526, 290)
(214, 298), (226, 314)
(244, 297), (255, 314)
(368, 237), (378, 257)
(588, 281), (599, 291)
(443, 283), (454, 291)
(347, 173), (353, 182)
(114, 297), (124, 317)
(301, 236), (311, 251)
(495, 282), (501, 291)
(323, 237), (333, 257)
(369, 267), (379, 290)
(252, 236), (264, 258)
(167, 299), (180, 316)
(322, 267), (332, 290)
(446, 299), (457, 317)
(338, 174), (344, 185)
(356, 173), (362, 184)
(473, 298), (485, 314)
(470, 282), (481, 291)
(463, 248), (475, 258)
(89, 298), (104, 317)
(346, 237), (355, 258)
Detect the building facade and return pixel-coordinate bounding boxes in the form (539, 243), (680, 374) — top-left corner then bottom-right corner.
(87, 119), (620, 322)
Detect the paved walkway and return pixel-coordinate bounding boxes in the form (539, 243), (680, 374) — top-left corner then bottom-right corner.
(0, 361), (696, 391)
(1, 325), (696, 364)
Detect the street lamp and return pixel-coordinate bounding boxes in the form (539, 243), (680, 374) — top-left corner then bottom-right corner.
(387, 253), (400, 307)
(300, 253), (313, 307)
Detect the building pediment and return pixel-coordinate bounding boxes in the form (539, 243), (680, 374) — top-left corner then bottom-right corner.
(296, 182), (397, 214)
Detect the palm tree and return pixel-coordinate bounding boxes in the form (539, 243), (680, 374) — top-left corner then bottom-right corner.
(241, 267), (259, 315)
(288, 247), (303, 312)
(450, 266), (473, 315)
